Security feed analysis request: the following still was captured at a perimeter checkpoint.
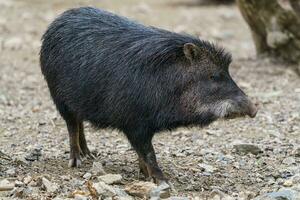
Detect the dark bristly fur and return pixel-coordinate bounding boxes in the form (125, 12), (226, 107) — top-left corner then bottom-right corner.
(40, 7), (255, 181)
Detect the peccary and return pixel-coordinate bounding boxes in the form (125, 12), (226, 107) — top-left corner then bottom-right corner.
(40, 7), (257, 183)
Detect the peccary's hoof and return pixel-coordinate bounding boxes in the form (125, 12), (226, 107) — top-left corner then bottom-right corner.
(80, 151), (95, 160)
(87, 153), (95, 160)
(156, 179), (169, 187)
(68, 158), (82, 168)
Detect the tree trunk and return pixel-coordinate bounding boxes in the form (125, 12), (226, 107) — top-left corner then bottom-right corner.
(236, 0), (300, 74)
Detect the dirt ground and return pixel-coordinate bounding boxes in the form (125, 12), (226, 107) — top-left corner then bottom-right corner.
(0, 0), (300, 199)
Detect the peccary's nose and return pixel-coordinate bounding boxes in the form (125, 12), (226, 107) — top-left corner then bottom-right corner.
(248, 101), (258, 118)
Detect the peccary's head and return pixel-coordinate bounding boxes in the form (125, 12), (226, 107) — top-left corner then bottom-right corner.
(177, 42), (257, 125)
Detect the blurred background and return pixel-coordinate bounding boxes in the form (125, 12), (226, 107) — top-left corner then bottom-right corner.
(0, 0), (299, 199)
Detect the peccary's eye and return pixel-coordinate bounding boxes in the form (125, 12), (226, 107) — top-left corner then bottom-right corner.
(209, 74), (222, 81)
(209, 74), (218, 81)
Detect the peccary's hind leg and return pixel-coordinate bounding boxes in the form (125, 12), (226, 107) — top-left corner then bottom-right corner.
(125, 129), (166, 184)
(138, 157), (149, 178)
(78, 122), (94, 159)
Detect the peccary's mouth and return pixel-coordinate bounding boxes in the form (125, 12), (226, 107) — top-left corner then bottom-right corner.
(214, 99), (258, 119)
(224, 112), (244, 119)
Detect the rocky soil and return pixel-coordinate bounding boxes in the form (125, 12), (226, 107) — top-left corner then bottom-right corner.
(0, 0), (300, 199)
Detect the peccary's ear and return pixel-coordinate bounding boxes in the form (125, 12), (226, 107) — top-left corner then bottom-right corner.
(183, 43), (211, 62)
(183, 43), (201, 61)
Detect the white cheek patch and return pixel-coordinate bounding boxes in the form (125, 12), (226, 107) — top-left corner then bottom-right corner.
(212, 100), (236, 118)
(195, 100), (235, 118)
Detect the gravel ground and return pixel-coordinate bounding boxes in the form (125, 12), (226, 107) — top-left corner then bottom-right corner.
(0, 0), (300, 199)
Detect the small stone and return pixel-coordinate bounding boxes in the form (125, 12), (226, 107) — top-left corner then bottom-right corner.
(5, 168), (16, 176)
(28, 180), (37, 187)
(14, 180), (24, 187)
(233, 144), (263, 155)
(168, 197), (189, 200)
(11, 186), (35, 198)
(52, 197), (64, 200)
(283, 179), (293, 187)
(83, 173), (92, 180)
(254, 189), (300, 200)
(60, 175), (70, 181)
(42, 177), (59, 193)
(98, 174), (122, 185)
(10, 187), (25, 198)
(90, 161), (106, 175)
(23, 176), (32, 185)
(70, 178), (85, 187)
(114, 188), (134, 200)
(0, 179), (14, 191)
(291, 174), (300, 184)
(25, 147), (42, 162)
(210, 189), (235, 200)
(92, 181), (116, 197)
(282, 157), (296, 165)
(125, 181), (156, 198)
(72, 190), (90, 199)
(150, 181), (170, 199)
(198, 163), (216, 173)
(74, 194), (88, 200)
(117, 197), (135, 200)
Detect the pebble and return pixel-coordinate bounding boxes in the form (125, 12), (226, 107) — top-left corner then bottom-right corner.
(114, 188), (134, 200)
(125, 181), (156, 198)
(210, 189), (235, 200)
(282, 157), (296, 165)
(25, 147), (42, 162)
(254, 189), (300, 200)
(291, 174), (300, 184)
(98, 174), (122, 185)
(90, 161), (106, 175)
(14, 180), (24, 187)
(5, 168), (16, 176)
(61, 175), (71, 181)
(125, 181), (170, 199)
(83, 172), (92, 180)
(10, 187), (25, 198)
(150, 181), (170, 199)
(0, 179), (14, 191)
(74, 194), (88, 200)
(42, 177), (59, 193)
(70, 178), (85, 187)
(233, 143), (263, 155)
(198, 163), (216, 173)
(283, 179), (293, 187)
(93, 181), (116, 197)
(23, 176), (32, 185)
(28, 180), (37, 187)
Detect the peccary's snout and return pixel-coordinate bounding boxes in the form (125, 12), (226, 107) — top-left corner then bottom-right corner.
(246, 100), (258, 118)
(212, 95), (258, 119)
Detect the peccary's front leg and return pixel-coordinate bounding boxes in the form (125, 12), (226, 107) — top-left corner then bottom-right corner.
(125, 129), (166, 183)
(66, 118), (82, 167)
